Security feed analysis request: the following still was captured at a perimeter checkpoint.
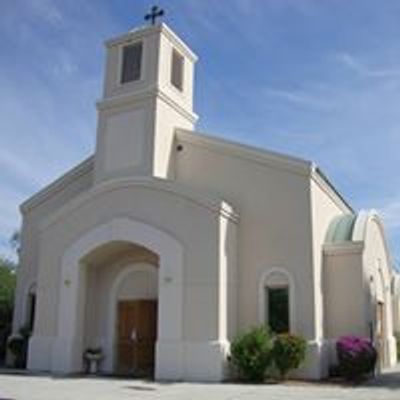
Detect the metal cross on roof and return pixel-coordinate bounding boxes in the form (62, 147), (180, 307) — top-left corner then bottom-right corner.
(145, 5), (165, 26)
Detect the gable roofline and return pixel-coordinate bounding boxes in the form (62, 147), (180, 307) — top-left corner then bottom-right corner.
(176, 128), (353, 214)
(20, 156), (94, 214)
(40, 177), (239, 231)
(20, 130), (353, 216)
(311, 166), (353, 213)
(176, 128), (312, 176)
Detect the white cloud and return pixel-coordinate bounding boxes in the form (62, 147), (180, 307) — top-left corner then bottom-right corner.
(275, 130), (324, 143)
(0, 149), (46, 188)
(380, 198), (400, 230)
(336, 52), (400, 79)
(263, 87), (332, 110)
(29, 0), (64, 25)
(51, 49), (78, 78)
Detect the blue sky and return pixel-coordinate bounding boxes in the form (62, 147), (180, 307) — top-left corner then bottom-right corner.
(1, 0), (400, 263)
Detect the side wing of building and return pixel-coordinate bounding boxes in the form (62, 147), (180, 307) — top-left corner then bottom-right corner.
(174, 129), (357, 378)
(12, 157), (94, 334)
(174, 131), (315, 331)
(309, 171), (352, 373)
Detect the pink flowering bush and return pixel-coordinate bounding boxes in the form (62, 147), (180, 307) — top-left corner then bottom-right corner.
(336, 336), (377, 381)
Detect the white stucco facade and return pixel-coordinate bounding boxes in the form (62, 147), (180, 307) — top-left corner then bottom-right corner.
(12, 23), (399, 381)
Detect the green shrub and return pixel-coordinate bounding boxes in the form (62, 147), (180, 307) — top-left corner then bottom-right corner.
(230, 326), (273, 382)
(8, 334), (26, 368)
(7, 325), (31, 368)
(272, 333), (307, 379)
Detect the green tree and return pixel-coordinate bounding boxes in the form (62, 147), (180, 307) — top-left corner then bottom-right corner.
(0, 230), (19, 361)
(9, 230), (21, 257)
(0, 257), (16, 314)
(0, 257), (17, 359)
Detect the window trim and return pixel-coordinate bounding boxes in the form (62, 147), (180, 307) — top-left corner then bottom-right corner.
(170, 48), (185, 92)
(266, 286), (290, 334)
(258, 267), (295, 333)
(118, 40), (144, 86)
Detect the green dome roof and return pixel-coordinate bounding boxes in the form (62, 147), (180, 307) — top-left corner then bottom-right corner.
(325, 214), (357, 244)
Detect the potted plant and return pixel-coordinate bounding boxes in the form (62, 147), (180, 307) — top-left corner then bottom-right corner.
(83, 347), (103, 375)
(7, 325), (31, 368)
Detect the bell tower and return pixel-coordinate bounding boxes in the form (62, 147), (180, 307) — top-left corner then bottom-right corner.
(94, 20), (198, 182)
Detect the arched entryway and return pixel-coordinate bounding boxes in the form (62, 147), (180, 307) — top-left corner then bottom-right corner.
(79, 241), (159, 376)
(27, 178), (238, 381)
(109, 262), (158, 376)
(51, 218), (184, 378)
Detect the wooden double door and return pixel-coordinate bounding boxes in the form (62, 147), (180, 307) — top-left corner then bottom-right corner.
(117, 300), (157, 376)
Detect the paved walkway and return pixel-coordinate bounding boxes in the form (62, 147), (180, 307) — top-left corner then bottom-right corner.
(0, 372), (399, 400)
(364, 365), (400, 390)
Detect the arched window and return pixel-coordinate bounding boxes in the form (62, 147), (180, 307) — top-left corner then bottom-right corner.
(259, 269), (293, 334)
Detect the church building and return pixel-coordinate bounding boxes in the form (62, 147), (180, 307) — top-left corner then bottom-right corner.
(12, 21), (400, 381)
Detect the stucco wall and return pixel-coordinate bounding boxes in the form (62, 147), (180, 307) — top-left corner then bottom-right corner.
(13, 161), (94, 333)
(33, 181), (235, 346)
(362, 218), (392, 308)
(103, 28), (160, 99)
(174, 132), (316, 340)
(97, 24), (196, 182)
(393, 275), (400, 334)
(323, 246), (365, 338)
(103, 24), (196, 109)
(361, 216), (397, 366)
(156, 27), (195, 113)
(94, 98), (156, 180)
(310, 178), (349, 342)
(153, 98), (193, 179)
(323, 214), (398, 368)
